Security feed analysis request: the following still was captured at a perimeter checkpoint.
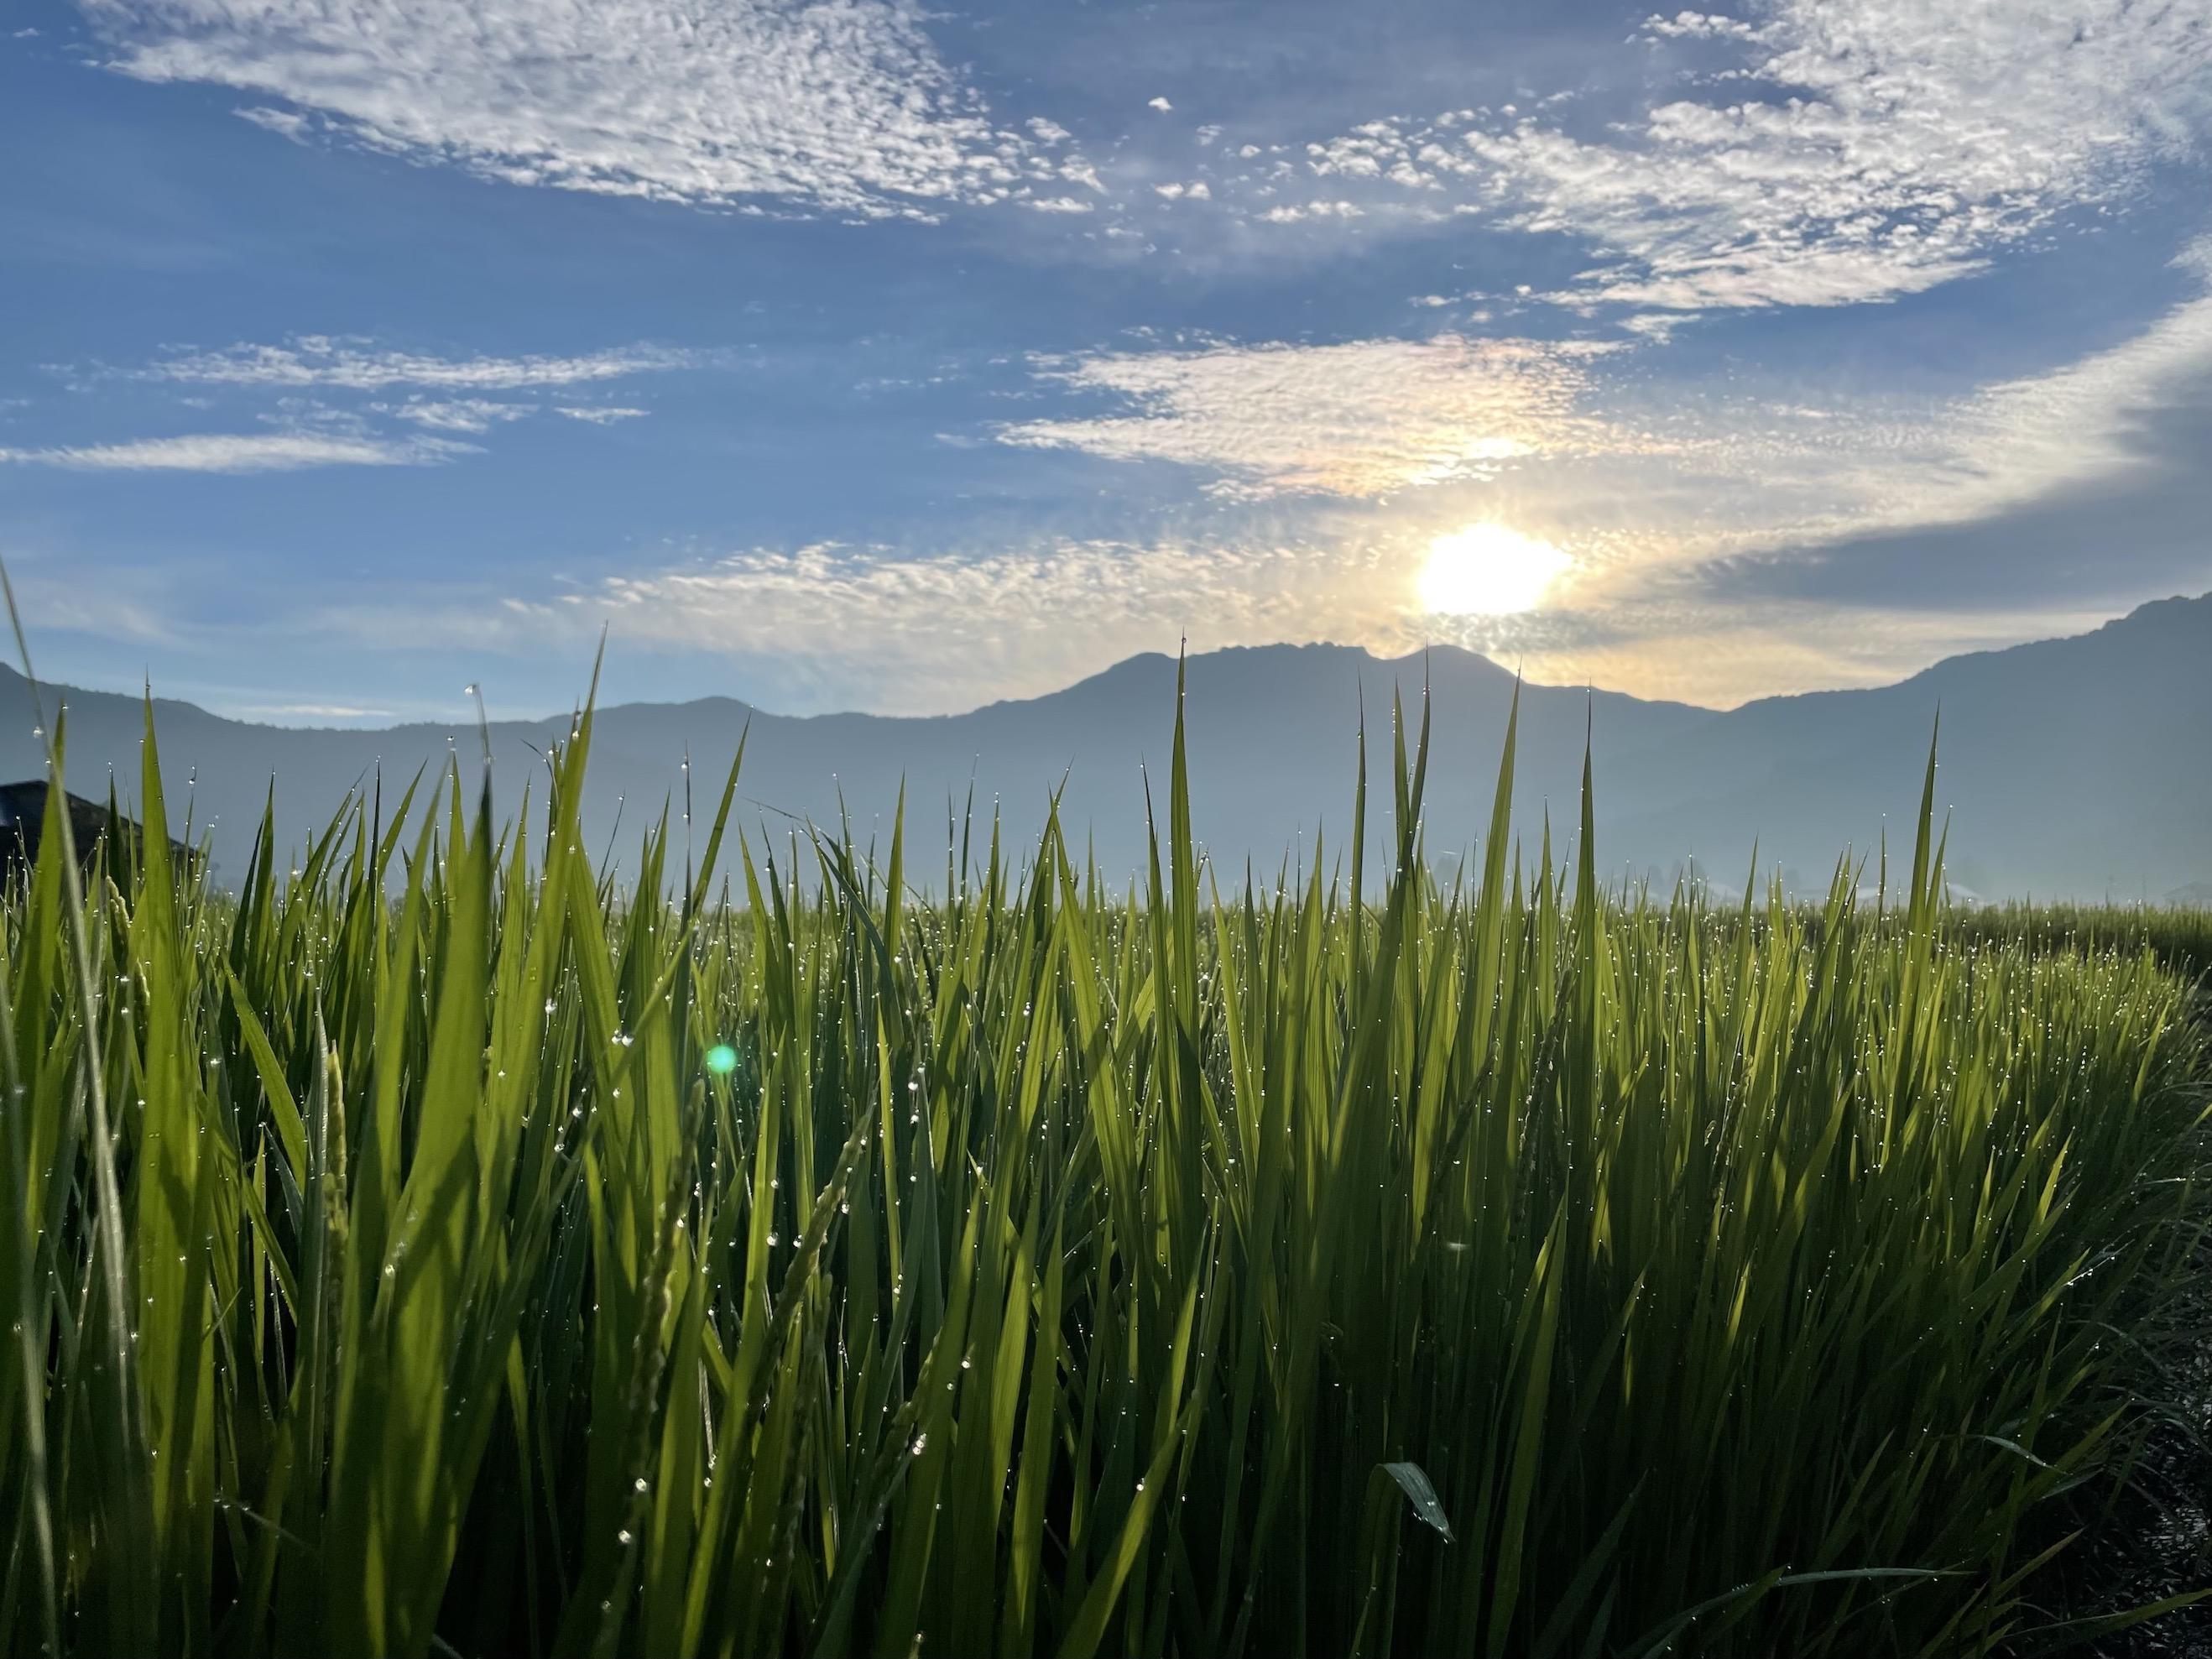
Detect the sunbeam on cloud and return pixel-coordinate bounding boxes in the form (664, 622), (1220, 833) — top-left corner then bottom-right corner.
(1418, 524), (1572, 615)
(330, 534), (1433, 712)
(997, 335), (1622, 498)
(980, 237), (2212, 619)
(285, 227), (2200, 710)
(94, 243), (2209, 707)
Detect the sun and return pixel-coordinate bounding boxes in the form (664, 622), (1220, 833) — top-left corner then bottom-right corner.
(1417, 524), (1572, 616)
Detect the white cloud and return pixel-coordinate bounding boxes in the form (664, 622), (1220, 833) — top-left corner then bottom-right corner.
(138, 335), (707, 391)
(1943, 262), (2212, 512)
(1502, 594), (2126, 709)
(360, 473), (2155, 715)
(1290, 0), (2212, 311)
(1641, 10), (1771, 42)
(233, 702), (399, 719)
(993, 243), (2212, 604)
(383, 396), (536, 432)
(997, 335), (1621, 499)
(233, 104), (310, 141)
(1586, 248), (2212, 563)
(1258, 201), (1363, 223)
(424, 535), (1409, 712)
(1306, 123), (1437, 190)
(0, 430), (450, 472)
(2, 561), (180, 644)
(304, 265), (2212, 713)
(81, 0), (1068, 217)
(1147, 97), (1174, 112)
(18, 339), (686, 471)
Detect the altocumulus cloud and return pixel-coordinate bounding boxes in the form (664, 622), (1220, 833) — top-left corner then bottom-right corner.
(997, 336), (1625, 500)
(380, 398), (539, 434)
(290, 255), (2212, 712)
(1266, 0), (2212, 313)
(133, 336), (712, 391)
(331, 518), (2141, 715)
(22, 336), (707, 462)
(306, 258), (2212, 713)
(987, 238), (2212, 600)
(0, 430), (451, 472)
(1575, 243), (2212, 576)
(333, 536), (1421, 713)
(76, 0), (1094, 218)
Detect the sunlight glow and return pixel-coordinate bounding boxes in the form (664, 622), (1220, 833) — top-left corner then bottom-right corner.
(1417, 524), (1573, 616)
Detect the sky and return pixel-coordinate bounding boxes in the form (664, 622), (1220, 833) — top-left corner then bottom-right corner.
(3, 0), (2210, 724)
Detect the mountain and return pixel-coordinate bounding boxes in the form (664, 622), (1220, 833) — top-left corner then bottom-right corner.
(1600, 594), (2212, 899)
(2, 595), (2206, 900)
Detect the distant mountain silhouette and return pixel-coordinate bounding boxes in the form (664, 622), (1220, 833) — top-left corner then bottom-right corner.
(3, 593), (2206, 900)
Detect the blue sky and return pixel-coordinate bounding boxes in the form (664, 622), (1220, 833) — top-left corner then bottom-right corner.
(4, 0), (2209, 722)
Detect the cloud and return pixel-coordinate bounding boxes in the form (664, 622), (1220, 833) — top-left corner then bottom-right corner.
(0, 430), (451, 472)
(1589, 246), (2212, 565)
(136, 335), (707, 391)
(233, 104), (310, 142)
(987, 243), (2212, 621)
(2, 561), (180, 644)
(296, 257), (2212, 713)
(80, 0), (1083, 218)
(232, 702), (399, 720)
(1493, 592), (2129, 708)
(1641, 10), (1770, 42)
(405, 535), (1411, 712)
(13, 338), (687, 472)
(1257, 201), (1364, 224)
(382, 397), (537, 433)
(1943, 258), (2212, 512)
(997, 335), (1620, 499)
(352, 490), (2169, 719)
(1285, 0), (2212, 311)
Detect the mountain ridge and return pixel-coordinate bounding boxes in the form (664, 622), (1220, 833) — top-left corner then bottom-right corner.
(3, 594), (2205, 899)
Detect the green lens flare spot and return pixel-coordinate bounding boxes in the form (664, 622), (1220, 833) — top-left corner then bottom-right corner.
(705, 1043), (739, 1076)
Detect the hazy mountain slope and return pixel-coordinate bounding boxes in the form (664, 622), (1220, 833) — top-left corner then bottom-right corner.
(1604, 595), (2212, 897)
(0, 594), (2204, 898)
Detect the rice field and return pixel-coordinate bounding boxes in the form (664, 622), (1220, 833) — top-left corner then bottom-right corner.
(2, 674), (2207, 1657)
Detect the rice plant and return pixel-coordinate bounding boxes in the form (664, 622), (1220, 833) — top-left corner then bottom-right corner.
(0, 664), (2204, 1657)
(1945, 902), (2212, 983)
